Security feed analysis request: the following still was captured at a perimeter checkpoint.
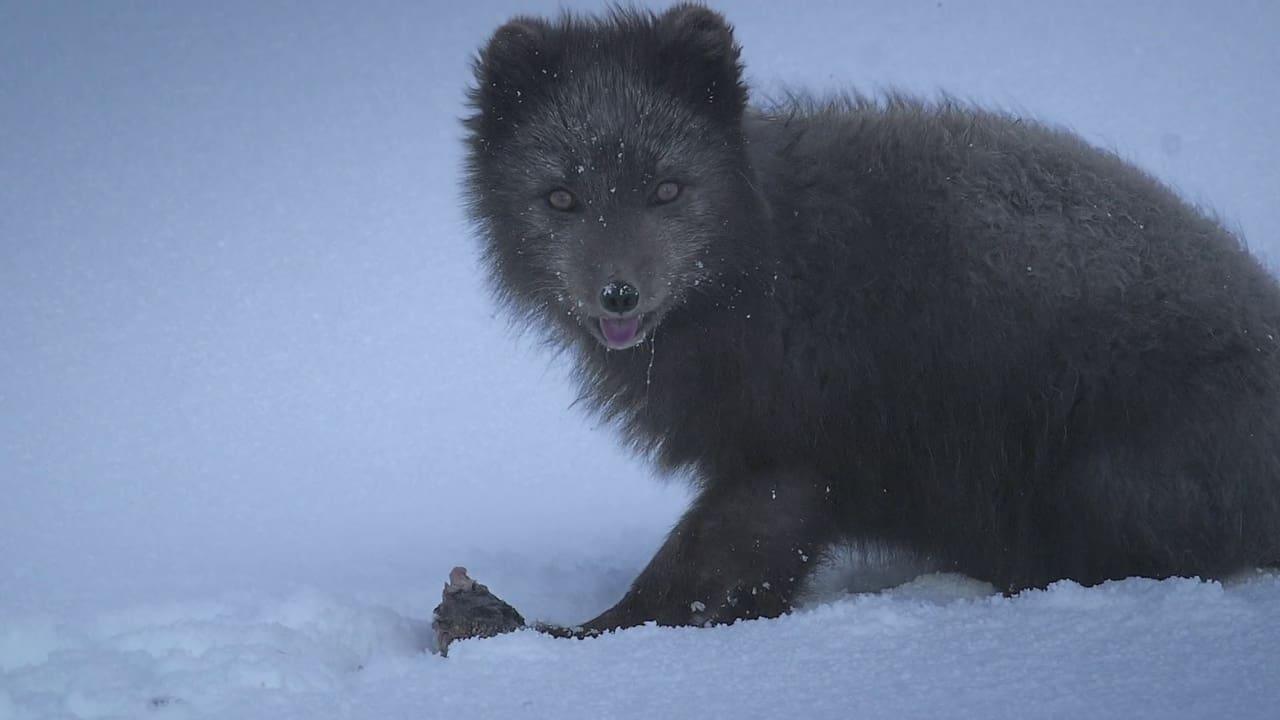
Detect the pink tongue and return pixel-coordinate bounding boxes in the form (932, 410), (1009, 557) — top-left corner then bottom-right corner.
(600, 317), (641, 346)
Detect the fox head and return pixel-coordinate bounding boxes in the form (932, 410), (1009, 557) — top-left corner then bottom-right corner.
(464, 5), (764, 351)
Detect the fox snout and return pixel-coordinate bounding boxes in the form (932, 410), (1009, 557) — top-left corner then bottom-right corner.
(599, 280), (641, 316)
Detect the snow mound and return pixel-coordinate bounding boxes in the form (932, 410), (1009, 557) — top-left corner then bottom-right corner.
(3, 572), (1277, 720)
(1, 589), (429, 719)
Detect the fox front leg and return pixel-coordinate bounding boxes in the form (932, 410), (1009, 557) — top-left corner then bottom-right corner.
(583, 469), (839, 631)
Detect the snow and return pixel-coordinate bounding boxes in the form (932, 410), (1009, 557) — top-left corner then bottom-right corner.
(5, 571), (1279, 719)
(2, 1), (1279, 718)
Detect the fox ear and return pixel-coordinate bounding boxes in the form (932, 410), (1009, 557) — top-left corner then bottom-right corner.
(655, 4), (746, 123)
(472, 18), (555, 130)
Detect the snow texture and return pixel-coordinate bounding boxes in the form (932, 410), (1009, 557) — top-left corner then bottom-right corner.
(4, 571), (1279, 719)
(2, 1), (1279, 718)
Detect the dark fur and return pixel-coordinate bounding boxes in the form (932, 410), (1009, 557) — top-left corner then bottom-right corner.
(464, 4), (1280, 629)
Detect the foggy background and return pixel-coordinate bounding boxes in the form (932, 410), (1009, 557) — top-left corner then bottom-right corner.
(2, 0), (1278, 619)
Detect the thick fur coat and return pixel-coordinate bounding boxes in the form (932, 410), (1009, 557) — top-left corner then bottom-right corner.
(464, 4), (1280, 629)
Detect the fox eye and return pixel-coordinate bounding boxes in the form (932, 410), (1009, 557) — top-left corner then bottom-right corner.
(547, 188), (576, 211)
(653, 181), (681, 204)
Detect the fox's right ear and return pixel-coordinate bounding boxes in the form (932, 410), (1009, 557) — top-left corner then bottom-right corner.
(471, 18), (555, 131)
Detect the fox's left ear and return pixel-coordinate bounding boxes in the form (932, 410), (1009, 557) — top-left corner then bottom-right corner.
(655, 4), (747, 123)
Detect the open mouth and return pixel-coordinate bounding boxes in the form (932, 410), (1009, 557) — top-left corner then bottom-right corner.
(597, 315), (645, 349)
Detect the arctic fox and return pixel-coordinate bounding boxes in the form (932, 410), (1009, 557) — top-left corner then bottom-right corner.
(464, 4), (1280, 630)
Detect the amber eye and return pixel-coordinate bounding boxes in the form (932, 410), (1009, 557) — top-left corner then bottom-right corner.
(547, 189), (576, 211)
(653, 181), (681, 204)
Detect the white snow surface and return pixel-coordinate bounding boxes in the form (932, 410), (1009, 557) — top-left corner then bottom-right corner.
(4, 571), (1280, 719)
(3, 1), (1280, 718)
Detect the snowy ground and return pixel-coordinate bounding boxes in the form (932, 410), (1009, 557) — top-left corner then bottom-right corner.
(5, 569), (1280, 719)
(3, 1), (1279, 718)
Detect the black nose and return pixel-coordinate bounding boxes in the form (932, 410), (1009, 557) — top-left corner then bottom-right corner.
(599, 280), (640, 315)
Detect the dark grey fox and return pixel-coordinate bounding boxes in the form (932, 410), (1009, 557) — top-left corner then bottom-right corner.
(464, 4), (1280, 630)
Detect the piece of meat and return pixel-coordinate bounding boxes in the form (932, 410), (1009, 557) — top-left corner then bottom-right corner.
(431, 566), (526, 656)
